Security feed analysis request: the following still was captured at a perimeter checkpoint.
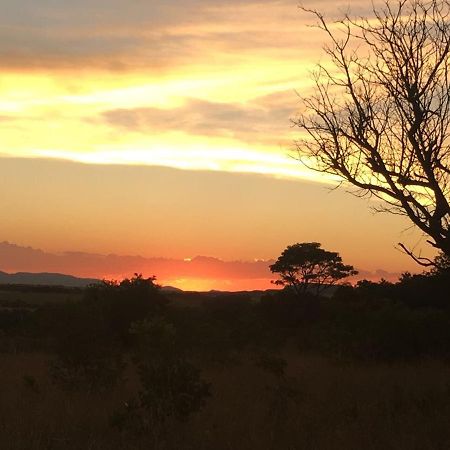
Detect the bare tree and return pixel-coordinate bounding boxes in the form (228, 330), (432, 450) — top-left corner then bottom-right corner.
(294, 0), (450, 265)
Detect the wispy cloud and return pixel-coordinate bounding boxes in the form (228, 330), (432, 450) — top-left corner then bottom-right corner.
(102, 92), (299, 145)
(0, 1), (301, 70)
(0, 0), (379, 178)
(0, 0), (367, 71)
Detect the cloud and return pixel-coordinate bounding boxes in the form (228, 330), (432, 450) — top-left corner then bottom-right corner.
(0, 0), (394, 182)
(0, 0), (348, 71)
(0, 1), (250, 70)
(0, 241), (274, 290)
(0, 241), (404, 291)
(101, 93), (299, 145)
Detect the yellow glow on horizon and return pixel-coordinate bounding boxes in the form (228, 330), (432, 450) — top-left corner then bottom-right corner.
(163, 278), (220, 292)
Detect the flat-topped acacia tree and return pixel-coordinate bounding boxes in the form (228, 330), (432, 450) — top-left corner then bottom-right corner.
(270, 242), (357, 296)
(294, 0), (450, 266)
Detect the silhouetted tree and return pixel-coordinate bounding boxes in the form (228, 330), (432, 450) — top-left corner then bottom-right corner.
(431, 252), (450, 273)
(270, 242), (357, 295)
(294, 0), (450, 265)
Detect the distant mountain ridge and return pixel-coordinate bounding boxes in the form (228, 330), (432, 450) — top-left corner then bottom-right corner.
(0, 271), (100, 287)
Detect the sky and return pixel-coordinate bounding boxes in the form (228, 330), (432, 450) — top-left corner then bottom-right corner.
(0, 0), (430, 290)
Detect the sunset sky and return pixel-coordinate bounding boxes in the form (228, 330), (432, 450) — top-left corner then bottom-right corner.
(0, 0), (430, 290)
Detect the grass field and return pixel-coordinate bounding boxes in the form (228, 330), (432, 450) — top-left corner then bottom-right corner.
(1, 352), (450, 450)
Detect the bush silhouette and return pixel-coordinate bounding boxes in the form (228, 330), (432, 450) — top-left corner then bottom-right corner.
(49, 274), (166, 391)
(84, 274), (167, 345)
(49, 302), (125, 392)
(112, 316), (211, 435)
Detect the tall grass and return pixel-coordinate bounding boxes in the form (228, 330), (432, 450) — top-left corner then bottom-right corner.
(1, 352), (450, 450)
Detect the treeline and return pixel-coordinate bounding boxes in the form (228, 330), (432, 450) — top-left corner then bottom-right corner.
(1, 271), (450, 364)
(0, 283), (83, 295)
(262, 270), (450, 360)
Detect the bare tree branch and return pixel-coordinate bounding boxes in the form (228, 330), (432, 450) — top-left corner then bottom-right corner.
(294, 0), (450, 262)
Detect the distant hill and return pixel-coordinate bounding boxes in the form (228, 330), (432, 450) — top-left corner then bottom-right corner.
(0, 271), (100, 287)
(160, 285), (184, 293)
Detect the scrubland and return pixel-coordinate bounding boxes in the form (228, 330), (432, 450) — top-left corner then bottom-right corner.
(1, 274), (450, 450)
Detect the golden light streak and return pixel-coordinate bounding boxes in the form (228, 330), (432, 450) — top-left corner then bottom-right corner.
(0, 0), (355, 186)
(31, 145), (334, 183)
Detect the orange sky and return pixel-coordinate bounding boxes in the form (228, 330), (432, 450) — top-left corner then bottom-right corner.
(0, 0), (432, 290)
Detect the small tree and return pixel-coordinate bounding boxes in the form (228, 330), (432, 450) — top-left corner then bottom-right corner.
(270, 242), (357, 295)
(294, 0), (450, 265)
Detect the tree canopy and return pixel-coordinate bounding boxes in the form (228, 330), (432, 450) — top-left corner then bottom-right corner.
(270, 242), (357, 295)
(294, 0), (450, 265)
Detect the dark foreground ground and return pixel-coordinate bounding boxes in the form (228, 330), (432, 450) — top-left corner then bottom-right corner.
(1, 274), (450, 450)
(3, 353), (450, 450)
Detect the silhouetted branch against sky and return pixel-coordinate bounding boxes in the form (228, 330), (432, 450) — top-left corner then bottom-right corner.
(294, 0), (450, 264)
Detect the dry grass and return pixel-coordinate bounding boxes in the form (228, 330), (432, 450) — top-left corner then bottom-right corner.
(1, 352), (450, 450)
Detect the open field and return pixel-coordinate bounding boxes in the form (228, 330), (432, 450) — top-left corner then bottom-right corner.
(2, 352), (450, 450)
